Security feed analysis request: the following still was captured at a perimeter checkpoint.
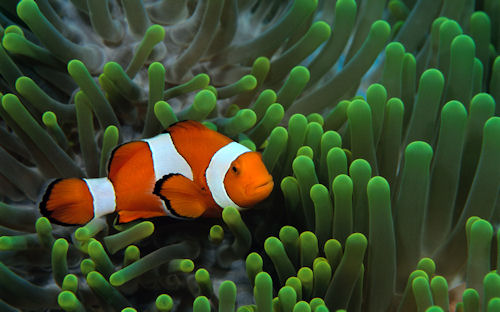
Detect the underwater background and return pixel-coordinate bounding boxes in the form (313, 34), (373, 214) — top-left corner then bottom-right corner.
(0, 0), (500, 311)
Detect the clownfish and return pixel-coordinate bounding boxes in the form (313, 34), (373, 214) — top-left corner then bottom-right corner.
(40, 120), (274, 225)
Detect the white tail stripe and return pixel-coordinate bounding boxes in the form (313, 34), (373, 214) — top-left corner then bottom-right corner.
(206, 142), (251, 210)
(83, 178), (116, 218)
(143, 133), (193, 181)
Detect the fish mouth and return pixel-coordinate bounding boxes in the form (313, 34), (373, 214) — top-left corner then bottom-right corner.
(248, 177), (274, 196)
(241, 177), (274, 206)
(255, 179), (274, 190)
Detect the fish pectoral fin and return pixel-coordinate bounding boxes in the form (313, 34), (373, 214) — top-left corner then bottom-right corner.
(153, 174), (207, 218)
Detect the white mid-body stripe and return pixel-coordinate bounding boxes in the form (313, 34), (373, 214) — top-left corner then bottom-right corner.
(206, 142), (251, 210)
(142, 133), (193, 217)
(142, 133), (193, 181)
(83, 178), (116, 218)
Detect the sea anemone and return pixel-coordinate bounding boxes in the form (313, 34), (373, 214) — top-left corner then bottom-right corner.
(0, 0), (499, 311)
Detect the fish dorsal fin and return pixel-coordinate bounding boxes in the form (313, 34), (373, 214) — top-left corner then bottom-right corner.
(166, 121), (233, 178)
(108, 141), (149, 178)
(153, 174), (208, 218)
(165, 120), (209, 133)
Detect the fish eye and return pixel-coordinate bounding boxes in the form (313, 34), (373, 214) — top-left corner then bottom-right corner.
(232, 166), (238, 173)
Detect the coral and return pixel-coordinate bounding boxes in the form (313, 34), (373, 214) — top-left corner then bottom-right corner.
(0, 0), (499, 311)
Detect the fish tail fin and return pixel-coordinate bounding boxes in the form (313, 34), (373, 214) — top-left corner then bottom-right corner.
(39, 178), (95, 225)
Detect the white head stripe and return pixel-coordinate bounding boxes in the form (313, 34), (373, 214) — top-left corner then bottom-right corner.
(206, 142), (251, 210)
(83, 178), (116, 218)
(142, 133), (193, 181)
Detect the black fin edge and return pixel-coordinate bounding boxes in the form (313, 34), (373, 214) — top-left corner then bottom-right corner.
(39, 178), (81, 226)
(160, 120), (208, 134)
(153, 173), (187, 219)
(107, 140), (139, 177)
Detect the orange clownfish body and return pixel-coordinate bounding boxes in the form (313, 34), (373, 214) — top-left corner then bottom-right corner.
(40, 121), (274, 225)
